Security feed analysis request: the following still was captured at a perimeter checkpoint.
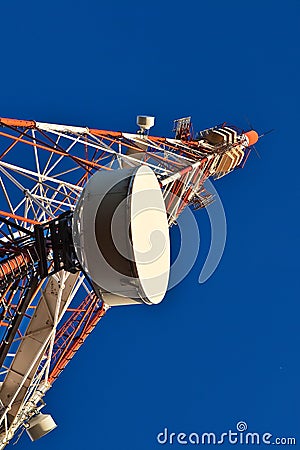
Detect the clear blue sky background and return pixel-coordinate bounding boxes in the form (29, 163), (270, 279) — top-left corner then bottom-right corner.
(0, 0), (299, 448)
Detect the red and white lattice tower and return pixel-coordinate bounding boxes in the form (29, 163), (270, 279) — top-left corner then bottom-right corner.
(0, 115), (258, 446)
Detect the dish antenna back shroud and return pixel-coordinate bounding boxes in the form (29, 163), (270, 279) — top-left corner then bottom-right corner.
(72, 165), (171, 306)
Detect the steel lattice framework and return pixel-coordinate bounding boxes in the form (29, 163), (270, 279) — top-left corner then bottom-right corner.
(0, 116), (255, 447)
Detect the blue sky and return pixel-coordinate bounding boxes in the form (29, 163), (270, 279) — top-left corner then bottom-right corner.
(0, 0), (299, 448)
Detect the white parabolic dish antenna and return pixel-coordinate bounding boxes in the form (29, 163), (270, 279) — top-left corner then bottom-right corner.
(72, 165), (170, 306)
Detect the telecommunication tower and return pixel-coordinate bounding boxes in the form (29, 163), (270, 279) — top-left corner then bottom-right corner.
(0, 115), (258, 446)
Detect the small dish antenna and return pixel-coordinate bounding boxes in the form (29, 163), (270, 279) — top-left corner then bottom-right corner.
(137, 115), (155, 134)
